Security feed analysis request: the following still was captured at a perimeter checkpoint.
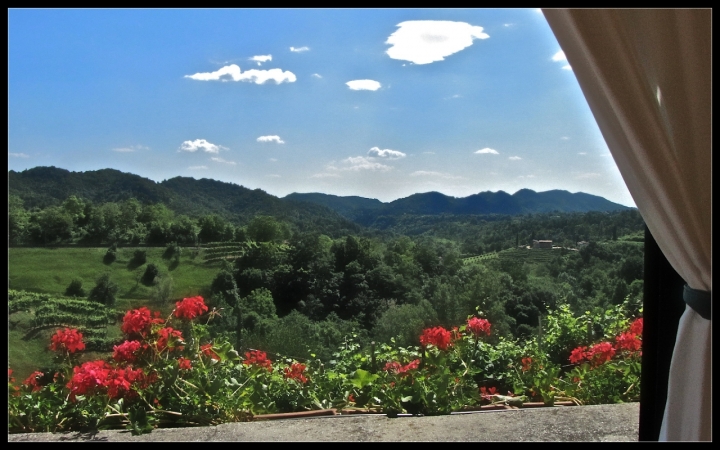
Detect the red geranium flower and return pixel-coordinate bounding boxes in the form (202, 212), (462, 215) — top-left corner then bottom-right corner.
(105, 367), (145, 400)
(419, 326), (453, 350)
(284, 363), (308, 384)
(629, 318), (643, 336)
(243, 350), (272, 371)
(49, 327), (85, 354)
(467, 317), (492, 337)
(480, 386), (497, 400)
(113, 340), (143, 363)
(174, 296), (208, 321)
(121, 307), (164, 337)
(569, 346), (588, 364)
(201, 343), (220, 361)
(66, 360), (111, 402)
(586, 342), (616, 366)
(23, 371), (45, 392)
(521, 357), (533, 372)
(384, 359), (420, 377)
(178, 357), (192, 370)
(156, 327), (184, 352)
(615, 332), (642, 352)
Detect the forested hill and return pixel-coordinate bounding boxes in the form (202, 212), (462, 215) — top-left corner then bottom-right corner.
(284, 189), (632, 225)
(8, 166), (360, 236)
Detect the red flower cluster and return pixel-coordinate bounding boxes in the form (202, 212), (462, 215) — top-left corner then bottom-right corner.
(419, 326), (453, 350)
(156, 327), (184, 352)
(569, 346), (588, 364)
(615, 332), (642, 352)
(113, 340), (143, 363)
(629, 318), (643, 336)
(569, 342), (617, 367)
(174, 296), (208, 321)
(284, 363), (308, 384)
(49, 328), (85, 354)
(467, 317), (491, 337)
(65, 360), (152, 402)
(121, 307), (164, 337)
(23, 371), (45, 392)
(178, 357), (192, 370)
(383, 359), (420, 377)
(479, 386), (497, 400)
(243, 350), (272, 371)
(521, 357), (533, 372)
(66, 360), (112, 401)
(200, 343), (220, 361)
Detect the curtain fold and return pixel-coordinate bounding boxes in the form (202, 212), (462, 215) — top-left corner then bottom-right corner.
(542, 8), (711, 441)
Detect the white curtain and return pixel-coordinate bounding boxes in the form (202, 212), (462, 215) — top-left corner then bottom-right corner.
(542, 9), (711, 441)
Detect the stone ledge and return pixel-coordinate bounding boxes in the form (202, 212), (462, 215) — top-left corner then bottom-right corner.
(8, 402), (639, 442)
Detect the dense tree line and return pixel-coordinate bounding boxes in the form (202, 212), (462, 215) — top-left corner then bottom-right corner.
(10, 193), (646, 362)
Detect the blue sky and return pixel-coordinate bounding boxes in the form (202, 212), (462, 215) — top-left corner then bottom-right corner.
(8, 8), (635, 207)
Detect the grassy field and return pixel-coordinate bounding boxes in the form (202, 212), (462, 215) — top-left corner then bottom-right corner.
(8, 246), (225, 380)
(9, 247), (224, 312)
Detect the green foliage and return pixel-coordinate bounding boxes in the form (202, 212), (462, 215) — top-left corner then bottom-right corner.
(141, 263), (159, 286)
(88, 274), (119, 307)
(64, 278), (86, 298)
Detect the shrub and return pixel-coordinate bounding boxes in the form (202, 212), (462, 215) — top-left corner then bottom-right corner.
(103, 248), (116, 264)
(132, 250), (147, 265)
(64, 278), (86, 298)
(88, 273), (119, 307)
(141, 263), (159, 285)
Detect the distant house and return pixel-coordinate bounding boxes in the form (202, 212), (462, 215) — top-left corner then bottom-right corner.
(532, 240), (552, 249)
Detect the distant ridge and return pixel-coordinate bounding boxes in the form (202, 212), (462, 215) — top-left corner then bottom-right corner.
(284, 189), (631, 225)
(9, 166), (631, 233)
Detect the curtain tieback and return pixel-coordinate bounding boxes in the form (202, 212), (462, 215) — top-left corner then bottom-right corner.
(683, 284), (711, 320)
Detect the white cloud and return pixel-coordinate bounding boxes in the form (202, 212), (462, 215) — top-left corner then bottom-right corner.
(578, 152), (587, 155)
(552, 50), (567, 62)
(346, 79), (381, 91)
(509, 156), (522, 160)
(249, 54), (272, 65)
(340, 156), (391, 171)
(179, 139), (227, 154)
(112, 144), (148, 153)
(385, 20), (489, 65)
(266, 174), (281, 178)
(9, 152), (29, 158)
(475, 147), (499, 155)
(410, 171), (462, 179)
(257, 135), (285, 144)
(290, 46), (309, 52)
(185, 64), (296, 84)
(562, 64), (572, 70)
(269, 158), (278, 162)
(188, 165), (208, 170)
(368, 147), (406, 159)
(311, 173), (341, 178)
(561, 136), (570, 140)
(210, 156), (237, 165)
(312, 73), (322, 78)
(534, 8), (543, 14)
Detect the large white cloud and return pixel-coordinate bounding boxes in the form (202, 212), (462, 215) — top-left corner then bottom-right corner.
(385, 20), (489, 65)
(475, 147), (499, 155)
(179, 139), (227, 154)
(257, 135), (285, 144)
(552, 50), (572, 70)
(185, 64), (296, 84)
(346, 80), (381, 91)
(368, 147), (406, 159)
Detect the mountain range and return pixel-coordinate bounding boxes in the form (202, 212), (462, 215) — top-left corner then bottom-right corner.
(9, 166), (632, 230)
